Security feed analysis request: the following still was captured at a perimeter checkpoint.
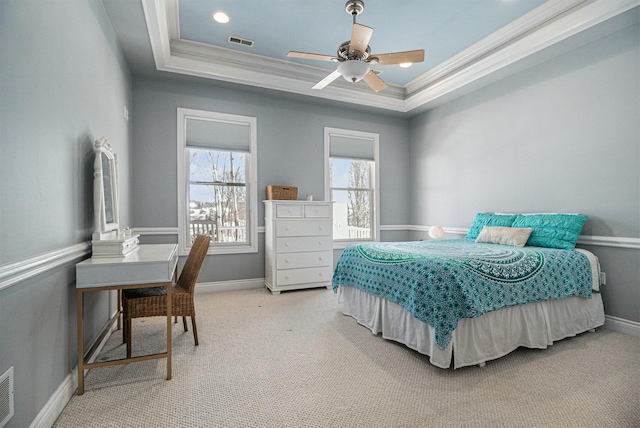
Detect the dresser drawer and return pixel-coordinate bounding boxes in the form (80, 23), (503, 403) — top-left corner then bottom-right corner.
(276, 204), (303, 218)
(277, 266), (333, 286)
(276, 220), (331, 237)
(304, 204), (331, 218)
(276, 236), (332, 253)
(276, 251), (331, 269)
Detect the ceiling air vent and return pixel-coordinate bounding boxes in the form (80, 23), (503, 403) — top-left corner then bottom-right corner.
(228, 36), (254, 47)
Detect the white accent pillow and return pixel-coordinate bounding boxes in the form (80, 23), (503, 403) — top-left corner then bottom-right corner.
(475, 226), (533, 247)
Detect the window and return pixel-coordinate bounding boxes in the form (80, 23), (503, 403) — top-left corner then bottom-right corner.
(324, 127), (379, 247)
(178, 108), (257, 255)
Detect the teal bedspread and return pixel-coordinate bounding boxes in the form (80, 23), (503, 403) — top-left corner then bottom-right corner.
(332, 240), (594, 349)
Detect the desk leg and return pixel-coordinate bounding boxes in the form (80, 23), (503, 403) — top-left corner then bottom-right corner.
(76, 288), (85, 396)
(166, 282), (172, 380)
(117, 290), (122, 331)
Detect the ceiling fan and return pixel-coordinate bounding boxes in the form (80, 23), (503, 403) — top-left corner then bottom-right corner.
(287, 0), (425, 92)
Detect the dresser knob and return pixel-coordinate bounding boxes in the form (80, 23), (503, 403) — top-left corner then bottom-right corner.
(285, 259), (290, 263)
(318, 257), (323, 261)
(285, 227), (290, 231)
(285, 243), (289, 247)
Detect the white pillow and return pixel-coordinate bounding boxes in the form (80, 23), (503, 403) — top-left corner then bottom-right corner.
(475, 226), (533, 247)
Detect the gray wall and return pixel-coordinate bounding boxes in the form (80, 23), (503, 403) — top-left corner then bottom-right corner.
(1, 2), (637, 426)
(0, 1), (132, 426)
(131, 77), (411, 282)
(408, 22), (639, 322)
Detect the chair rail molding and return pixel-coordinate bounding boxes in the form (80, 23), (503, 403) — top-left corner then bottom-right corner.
(132, 226), (266, 236)
(391, 225), (640, 250)
(0, 242), (91, 292)
(132, 226), (179, 235)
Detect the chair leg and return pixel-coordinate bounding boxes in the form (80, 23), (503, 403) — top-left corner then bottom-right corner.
(182, 316), (188, 332)
(191, 316), (199, 346)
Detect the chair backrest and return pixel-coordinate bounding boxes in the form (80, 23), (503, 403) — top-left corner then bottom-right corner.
(176, 235), (210, 294)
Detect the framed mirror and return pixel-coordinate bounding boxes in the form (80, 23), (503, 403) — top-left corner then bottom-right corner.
(92, 137), (120, 240)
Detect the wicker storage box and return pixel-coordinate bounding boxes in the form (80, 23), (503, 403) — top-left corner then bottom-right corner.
(266, 185), (299, 200)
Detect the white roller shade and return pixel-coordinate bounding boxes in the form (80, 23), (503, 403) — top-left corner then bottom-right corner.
(186, 118), (251, 152)
(329, 134), (375, 161)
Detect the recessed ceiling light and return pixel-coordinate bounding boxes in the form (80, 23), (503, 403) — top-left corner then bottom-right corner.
(213, 11), (230, 24)
(399, 62), (412, 68)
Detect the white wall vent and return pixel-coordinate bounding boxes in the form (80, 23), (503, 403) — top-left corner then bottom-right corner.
(0, 367), (14, 428)
(228, 36), (254, 47)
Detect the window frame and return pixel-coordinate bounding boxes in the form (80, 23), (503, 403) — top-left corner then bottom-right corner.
(324, 127), (380, 249)
(177, 108), (258, 256)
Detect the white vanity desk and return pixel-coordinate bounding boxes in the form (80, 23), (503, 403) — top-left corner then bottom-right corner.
(75, 243), (178, 395)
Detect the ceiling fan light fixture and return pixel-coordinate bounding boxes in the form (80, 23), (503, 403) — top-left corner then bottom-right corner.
(338, 60), (370, 83)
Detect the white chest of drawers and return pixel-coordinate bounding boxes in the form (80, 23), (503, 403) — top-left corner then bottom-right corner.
(264, 200), (333, 294)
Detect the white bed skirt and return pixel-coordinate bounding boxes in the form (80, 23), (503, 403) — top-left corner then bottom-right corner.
(340, 286), (605, 369)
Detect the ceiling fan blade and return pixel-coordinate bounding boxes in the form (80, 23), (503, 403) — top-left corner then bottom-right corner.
(372, 49), (425, 65)
(362, 70), (387, 92)
(312, 69), (342, 90)
(287, 51), (337, 62)
(349, 23), (373, 57)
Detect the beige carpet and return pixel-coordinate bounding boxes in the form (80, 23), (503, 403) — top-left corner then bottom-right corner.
(55, 287), (639, 428)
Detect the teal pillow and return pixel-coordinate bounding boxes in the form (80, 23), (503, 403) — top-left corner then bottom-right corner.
(465, 213), (518, 240)
(512, 213), (587, 249)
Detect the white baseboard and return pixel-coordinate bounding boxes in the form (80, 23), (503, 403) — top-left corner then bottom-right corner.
(29, 370), (77, 428)
(30, 318), (118, 428)
(603, 314), (640, 338)
(195, 278), (265, 294)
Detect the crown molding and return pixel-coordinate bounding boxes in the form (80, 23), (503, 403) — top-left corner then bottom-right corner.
(142, 0), (638, 113)
(404, 0), (640, 111)
(166, 39), (407, 111)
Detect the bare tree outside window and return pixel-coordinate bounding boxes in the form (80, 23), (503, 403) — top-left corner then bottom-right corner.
(347, 161), (371, 230)
(189, 149), (247, 244)
(330, 158), (373, 240)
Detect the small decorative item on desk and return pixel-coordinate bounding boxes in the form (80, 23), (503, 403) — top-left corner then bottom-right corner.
(429, 225), (445, 240)
(266, 185), (299, 200)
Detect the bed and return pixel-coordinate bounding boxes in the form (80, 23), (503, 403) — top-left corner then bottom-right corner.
(332, 213), (605, 369)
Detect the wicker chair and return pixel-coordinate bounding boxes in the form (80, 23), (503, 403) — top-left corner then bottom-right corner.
(122, 235), (210, 358)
